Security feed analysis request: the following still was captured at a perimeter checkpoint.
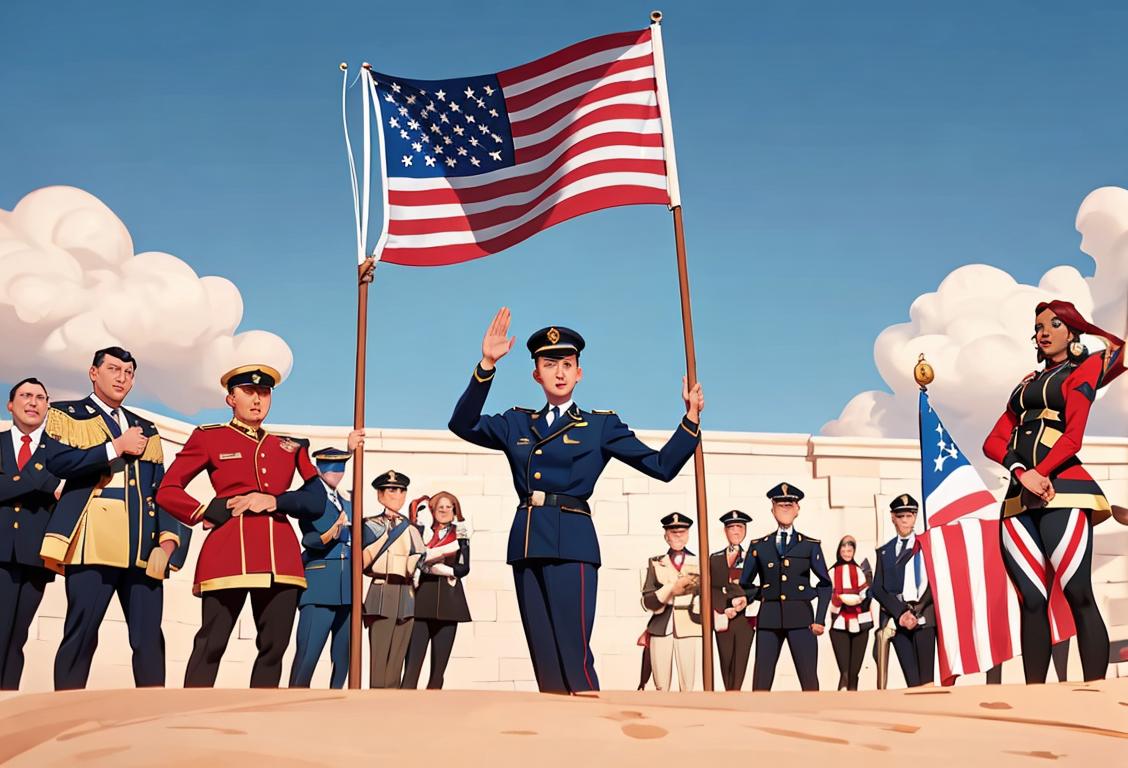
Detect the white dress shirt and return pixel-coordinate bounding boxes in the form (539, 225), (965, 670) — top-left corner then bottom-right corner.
(543, 399), (574, 427)
(897, 533), (929, 620)
(90, 392), (129, 462)
(10, 422), (46, 456)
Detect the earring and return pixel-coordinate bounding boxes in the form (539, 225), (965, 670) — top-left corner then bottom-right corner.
(1069, 340), (1085, 358)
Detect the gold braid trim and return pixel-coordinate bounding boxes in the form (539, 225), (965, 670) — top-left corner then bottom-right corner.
(45, 408), (111, 449)
(139, 433), (164, 464)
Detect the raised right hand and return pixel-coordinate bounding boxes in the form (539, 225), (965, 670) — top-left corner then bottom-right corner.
(113, 426), (148, 456)
(481, 307), (516, 370)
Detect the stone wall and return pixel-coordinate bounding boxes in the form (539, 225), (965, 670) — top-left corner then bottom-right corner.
(8, 413), (1128, 691)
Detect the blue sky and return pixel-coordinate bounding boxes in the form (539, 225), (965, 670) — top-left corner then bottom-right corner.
(2, 1), (1126, 432)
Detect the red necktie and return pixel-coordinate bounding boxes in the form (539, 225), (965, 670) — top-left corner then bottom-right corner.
(17, 434), (32, 470)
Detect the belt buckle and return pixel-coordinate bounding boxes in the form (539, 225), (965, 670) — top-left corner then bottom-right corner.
(530, 490), (546, 507)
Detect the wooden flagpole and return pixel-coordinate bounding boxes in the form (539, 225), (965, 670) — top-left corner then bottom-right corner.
(348, 257), (374, 688)
(650, 10), (714, 691)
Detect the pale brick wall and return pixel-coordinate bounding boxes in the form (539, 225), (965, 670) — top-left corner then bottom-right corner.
(7, 414), (1128, 691)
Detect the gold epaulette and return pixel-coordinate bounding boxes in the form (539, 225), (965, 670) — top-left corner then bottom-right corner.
(139, 433), (164, 464)
(198, 423), (226, 430)
(592, 409), (616, 415)
(45, 408), (110, 449)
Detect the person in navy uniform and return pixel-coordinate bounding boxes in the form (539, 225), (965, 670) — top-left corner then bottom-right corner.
(0, 378), (63, 690)
(739, 483), (831, 691)
(448, 308), (704, 693)
(41, 347), (192, 690)
(710, 509), (755, 691)
(870, 494), (935, 688)
(289, 444), (368, 688)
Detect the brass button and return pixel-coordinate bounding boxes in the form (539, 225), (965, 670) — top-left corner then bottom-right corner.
(129, 479), (136, 486)
(763, 584), (770, 589)
(13, 506), (20, 513)
(535, 449), (543, 455)
(149, 511), (155, 517)
(12, 522), (18, 529)
(782, 575), (788, 582)
(264, 482), (270, 488)
(783, 559), (790, 566)
(261, 468), (267, 474)
(261, 453), (266, 458)
(11, 475), (18, 482)
(798, 585), (805, 591)
(767, 562), (774, 568)
(780, 594), (787, 601)
(752, 550), (757, 557)
(533, 472), (541, 479)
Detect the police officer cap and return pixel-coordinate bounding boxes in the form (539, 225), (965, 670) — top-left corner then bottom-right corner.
(221, 364), (282, 391)
(889, 493), (920, 513)
(766, 482), (804, 502)
(371, 469), (410, 491)
(719, 509), (753, 526)
(661, 512), (693, 530)
(526, 326), (585, 359)
(312, 446), (350, 473)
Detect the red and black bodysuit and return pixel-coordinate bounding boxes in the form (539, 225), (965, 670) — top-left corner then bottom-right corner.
(983, 308), (1124, 683)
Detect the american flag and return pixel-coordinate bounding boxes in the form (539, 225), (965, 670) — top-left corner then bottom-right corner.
(367, 28), (672, 266)
(915, 391), (1075, 685)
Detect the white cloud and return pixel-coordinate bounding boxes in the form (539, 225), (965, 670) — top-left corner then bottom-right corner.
(0, 186), (292, 413)
(823, 186), (1128, 460)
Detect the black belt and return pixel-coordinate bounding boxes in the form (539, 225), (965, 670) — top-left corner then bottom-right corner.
(526, 492), (591, 515)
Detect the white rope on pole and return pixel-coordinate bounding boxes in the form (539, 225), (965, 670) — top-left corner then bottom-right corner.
(366, 67), (391, 262)
(340, 64), (364, 264)
(649, 15), (681, 209)
(360, 63), (374, 265)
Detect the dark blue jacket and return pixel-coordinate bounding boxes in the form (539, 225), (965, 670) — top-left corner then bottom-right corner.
(449, 363), (700, 565)
(870, 536), (935, 625)
(739, 530), (832, 629)
(40, 398), (191, 574)
(0, 430), (64, 575)
(298, 492), (376, 607)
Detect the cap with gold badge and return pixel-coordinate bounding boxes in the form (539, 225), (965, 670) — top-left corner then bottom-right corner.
(660, 512), (693, 530)
(526, 326), (585, 360)
(221, 364), (282, 391)
(371, 469), (410, 491)
(766, 482), (804, 502)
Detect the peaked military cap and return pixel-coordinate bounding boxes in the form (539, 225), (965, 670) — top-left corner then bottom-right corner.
(527, 326), (585, 359)
(661, 512), (693, 530)
(372, 469), (410, 491)
(889, 493), (920, 513)
(719, 509), (753, 526)
(312, 446), (350, 473)
(766, 482), (804, 502)
(221, 364), (282, 391)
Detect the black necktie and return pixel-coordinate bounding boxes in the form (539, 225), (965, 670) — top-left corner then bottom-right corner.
(777, 531), (788, 555)
(550, 405), (560, 426)
(898, 538), (909, 556)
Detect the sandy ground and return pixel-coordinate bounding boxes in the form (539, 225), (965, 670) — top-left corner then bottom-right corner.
(0, 680), (1125, 767)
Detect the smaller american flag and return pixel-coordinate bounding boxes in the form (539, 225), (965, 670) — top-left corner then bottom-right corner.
(367, 28), (672, 266)
(916, 391), (1075, 685)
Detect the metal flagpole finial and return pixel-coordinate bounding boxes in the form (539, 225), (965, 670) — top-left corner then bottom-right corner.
(914, 353), (935, 391)
(339, 62), (348, 71)
(650, 10), (663, 23)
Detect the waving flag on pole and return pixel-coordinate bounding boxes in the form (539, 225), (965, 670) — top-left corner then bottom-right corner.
(916, 391), (1075, 685)
(364, 28), (674, 266)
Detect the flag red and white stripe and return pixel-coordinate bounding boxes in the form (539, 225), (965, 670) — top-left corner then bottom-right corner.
(374, 29), (673, 266)
(917, 392), (1076, 685)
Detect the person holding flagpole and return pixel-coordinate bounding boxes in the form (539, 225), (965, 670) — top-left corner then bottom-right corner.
(983, 299), (1125, 683)
(448, 307), (703, 693)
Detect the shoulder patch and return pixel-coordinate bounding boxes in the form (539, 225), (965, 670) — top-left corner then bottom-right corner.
(199, 423), (226, 430)
(806, 536), (820, 544)
(591, 409), (616, 415)
(511, 406), (536, 414)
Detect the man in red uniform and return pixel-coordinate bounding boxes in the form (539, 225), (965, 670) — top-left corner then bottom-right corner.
(157, 364), (328, 688)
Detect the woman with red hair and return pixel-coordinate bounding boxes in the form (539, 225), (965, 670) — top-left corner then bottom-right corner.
(983, 300), (1124, 682)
